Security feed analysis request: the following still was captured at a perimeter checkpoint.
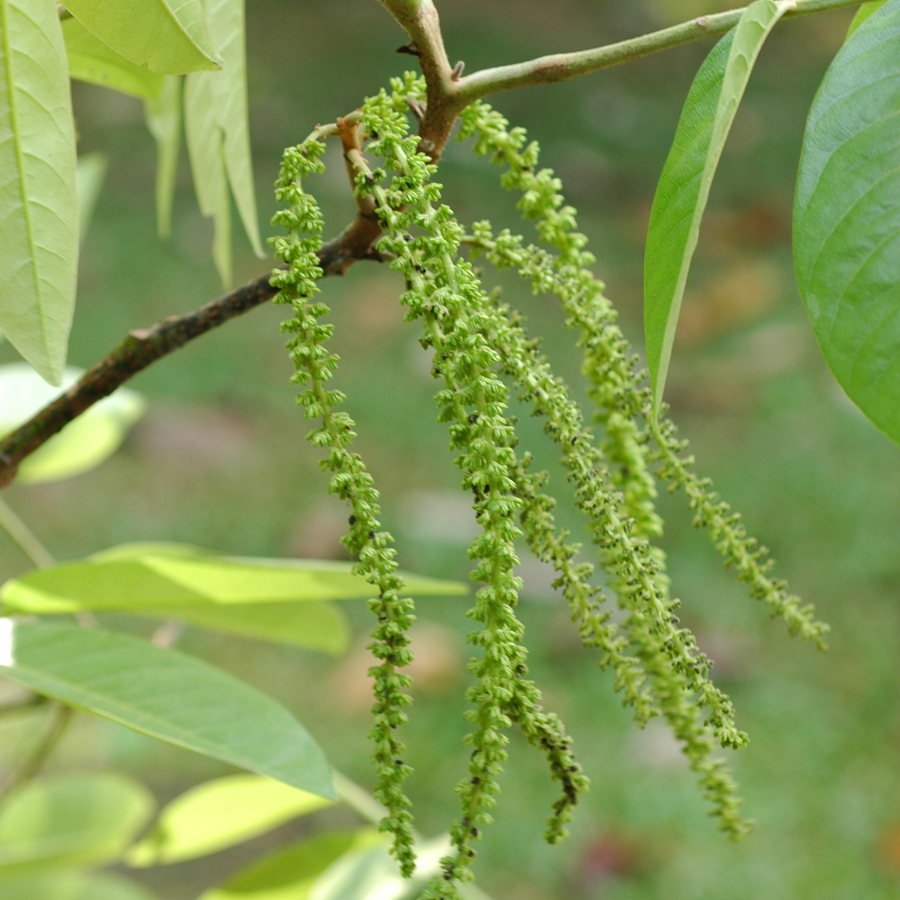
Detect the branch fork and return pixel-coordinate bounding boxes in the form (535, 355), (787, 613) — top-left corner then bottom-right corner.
(0, 0), (861, 490)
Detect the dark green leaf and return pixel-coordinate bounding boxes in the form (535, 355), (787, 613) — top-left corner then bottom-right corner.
(794, 0), (900, 445)
(64, 0), (222, 75)
(0, 0), (78, 385)
(128, 774), (334, 867)
(0, 773), (154, 880)
(644, 0), (791, 414)
(0, 622), (337, 800)
(63, 17), (164, 99)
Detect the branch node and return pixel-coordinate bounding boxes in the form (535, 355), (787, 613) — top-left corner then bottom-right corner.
(407, 95), (427, 121)
(697, 16), (708, 26)
(451, 60), (465, 81)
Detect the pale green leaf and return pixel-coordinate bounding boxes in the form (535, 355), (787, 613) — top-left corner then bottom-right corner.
(184, 68), (231, 286)
(0, 872), (159, 900)
(63, 16), (163, 98)
(144, 76), (182, 239)
(64, 0), (222, 75)
(309, 833), (451, 900)
(155, 601), (351, 655)
(0, 542), (468, 614)
(77, 152), (109, 246)
(847, 1), (885, 37)
(644, 0), (791, 414)
(0, 621), (338, 799)
(128, 774), (334, 867)
(0, 363), (145, 484)
(0, 0), (78, 385)
(0, 773), (154, 880)
(192, 0), (262, 256)
(794, 0), (900, 445)
(198, 830), (375, 900)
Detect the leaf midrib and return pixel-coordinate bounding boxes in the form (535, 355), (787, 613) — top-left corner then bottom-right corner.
(1, 0), (51, 363)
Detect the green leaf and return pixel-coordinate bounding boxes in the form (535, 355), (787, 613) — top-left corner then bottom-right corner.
(192, 0), (262, 257)
(158, 601), (351, 655)
(308, 833), (451, 900)
(184, 70), (231, 286)
(847, 1), (885, 37)
(0, 872), (159, 900)
(197, 830), (375, 900)
(0, 773), (154, 880)
(0, 542), (468, 614)
(77, 153), (109, 246)
(185, 0), (264, 283)
(0, 363), (145, 484)
(794, 0), (900, 445)
(63, 16), (164, 99)
(0, 621), (337, 799)
(128, 774), (334, 867)
(64, 0), (222, 75)
(144, 76), (182, 239)
(644, 0), (791, 414)
(0, 0), (78, 385)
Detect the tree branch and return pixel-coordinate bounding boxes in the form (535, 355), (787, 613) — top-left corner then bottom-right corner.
(0, 0), (863, 489)
(0, 273), (279, 489)
(451, 0), (861, 104)
(379, 0), (458, 157)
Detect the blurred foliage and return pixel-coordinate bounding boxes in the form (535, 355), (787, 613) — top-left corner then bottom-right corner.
(1, 1), (899, 898)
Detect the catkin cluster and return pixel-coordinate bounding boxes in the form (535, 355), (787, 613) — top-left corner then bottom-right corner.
(269, 73), (829, 896)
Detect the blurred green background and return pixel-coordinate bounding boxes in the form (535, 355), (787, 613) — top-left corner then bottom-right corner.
(3, 1), (900, 897)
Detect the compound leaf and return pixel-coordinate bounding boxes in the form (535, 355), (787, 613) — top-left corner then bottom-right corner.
(794, 0), (900, 445)
(128, 774), (334, 867)
(63, 16), (164, 98)
(0, 621), (337, 800)
(0, 773), (154, 880)
(0, 0), (78, 385)
(644, 0), (791, 414)
(64, 0), (222, 75)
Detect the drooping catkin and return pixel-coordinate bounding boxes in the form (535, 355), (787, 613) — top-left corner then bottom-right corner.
(270, 133), (417, 876)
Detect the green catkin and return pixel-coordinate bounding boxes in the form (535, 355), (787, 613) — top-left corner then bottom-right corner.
(269, 136), (417, 877)
(358, 86), (587, 897)
(269, 71), (829, 889)
(477, 277), (751, 837)
(457, 99), (828, 649)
